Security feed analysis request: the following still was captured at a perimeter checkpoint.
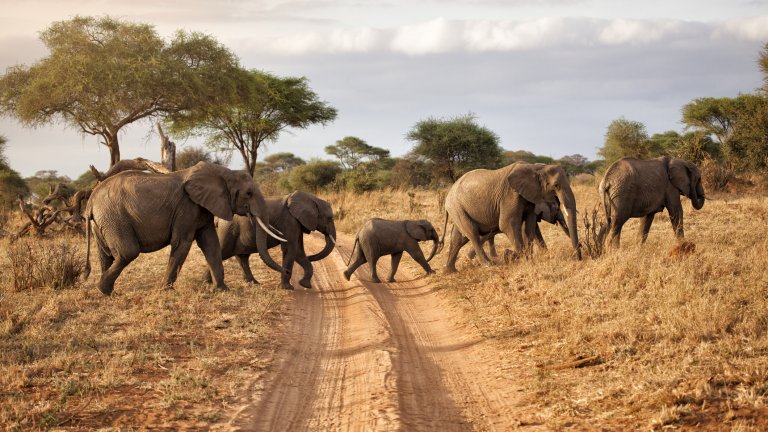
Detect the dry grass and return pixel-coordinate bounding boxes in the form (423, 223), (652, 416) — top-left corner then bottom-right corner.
(322, 185), (768, 430)
(0, 233), (286, 430)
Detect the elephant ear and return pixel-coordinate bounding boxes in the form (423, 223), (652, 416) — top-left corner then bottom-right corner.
(406, 220), (429, 241)
(507, 163), (543, 204)
(668, 159), (693, 196)
(183, 163), (234, 221)
(287, 191), (319, 231)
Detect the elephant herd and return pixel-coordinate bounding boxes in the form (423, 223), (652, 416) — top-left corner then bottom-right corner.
(83, 155), (705, 295)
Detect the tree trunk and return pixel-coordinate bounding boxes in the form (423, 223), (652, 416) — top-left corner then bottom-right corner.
(157, 123), (176, 172)
(105, 132), (120, 168)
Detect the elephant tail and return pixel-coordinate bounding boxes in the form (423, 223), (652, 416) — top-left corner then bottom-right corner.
(599, 178), (612, 225)
(346, 237), (359, 267)
(83, 208), (92, 280)
(439, 210), (449, 252)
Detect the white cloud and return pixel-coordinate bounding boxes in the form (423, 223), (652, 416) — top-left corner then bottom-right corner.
(597, 19), (681, 45)
(390, 18), (463, 55)
(243, 16), (768, 56)
(714, 15), (768, 41)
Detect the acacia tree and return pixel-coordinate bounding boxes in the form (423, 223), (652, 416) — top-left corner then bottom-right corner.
(407, 114), (502, 182)
(325, 136), (389, 169)
(170, 69), (337, 176)
(598, 117), (663, 165)
(0, 135), (29, 209)
(0, 16), (239, 167)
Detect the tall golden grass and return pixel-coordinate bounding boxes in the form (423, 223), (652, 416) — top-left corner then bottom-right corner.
(324, 185), (768, 429)
(0, 234), (285, 430)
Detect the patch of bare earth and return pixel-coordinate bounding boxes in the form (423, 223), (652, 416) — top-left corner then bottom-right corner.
(226, 234), (539, 431)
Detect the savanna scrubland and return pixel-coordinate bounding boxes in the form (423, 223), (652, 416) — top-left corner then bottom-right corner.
(1, 177), (767, 430)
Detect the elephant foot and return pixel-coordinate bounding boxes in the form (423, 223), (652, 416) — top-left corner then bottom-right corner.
(98, 285), (114, 296)
(280, 281), (295, 290)
(387, 277), (396, 283)
(425, 269), (435, 276)
(299, 279), (312, 289)
(443, 266), (457, 275)
(371, 277), (382, 283)
(244, 277), (260, 285)
(214, 284), (230, 292)
(343, 271), (352, 281)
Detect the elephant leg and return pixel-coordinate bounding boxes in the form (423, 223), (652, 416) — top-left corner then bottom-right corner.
(406, 243), (434, 277)
(666, 196), (684, 239)
(639, 214), (655, 244)
(454, 213), (491, 266)
(534, 224), (547, 250)
(487, 234), (498, 258)
(445, 227), (469, 274)
(193, 226), (228, 291)
(344, 249), (366, 281)
(236, 254), (259, 284)
(98, 241), (139, 296)
(368, 252), (382, 283)
(163, 234), (195, 290)
(499, 216), (525, 255)
(97, 243), (114, 274)
(387, 252), (403, 282)
(296, 253), (314, 289)
(279, 243), (296, 290)
(608, 211), (629, 248)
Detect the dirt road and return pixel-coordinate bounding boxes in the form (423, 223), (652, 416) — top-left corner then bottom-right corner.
(227, 234), (533, 431)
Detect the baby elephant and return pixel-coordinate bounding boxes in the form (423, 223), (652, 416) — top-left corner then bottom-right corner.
(343, 218), (439, 283)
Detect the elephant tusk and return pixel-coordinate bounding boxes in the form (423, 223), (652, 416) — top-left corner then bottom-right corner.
(330, 235), (336, 245)
(563, 207), (569, 218)
(256, 216), (287, 242)
(269, 224), (284, 236)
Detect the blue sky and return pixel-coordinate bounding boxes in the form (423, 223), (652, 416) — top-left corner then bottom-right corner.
(1, 0), (767, 178)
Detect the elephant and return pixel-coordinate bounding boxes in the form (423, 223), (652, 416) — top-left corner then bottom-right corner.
(466, 198), (570, 259)
(442, 162), (581, 273)
(84, 161), (286, 295)
(599, 156), (705, 248)
(343, 218), (439, 283)
(210, 190), (337, 290)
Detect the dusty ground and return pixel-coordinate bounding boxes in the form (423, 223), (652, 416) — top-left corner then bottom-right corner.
(224, 234), (538, 431)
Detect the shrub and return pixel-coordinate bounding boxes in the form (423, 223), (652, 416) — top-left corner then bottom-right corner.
(700, 156), (733, 192)
(7, 239), (84, 291)
(581, 205), (608, 259)
(285, 160), (341, 192)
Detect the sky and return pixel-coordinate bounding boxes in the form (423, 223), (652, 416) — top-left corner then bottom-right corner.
(1, 0), (767, 178)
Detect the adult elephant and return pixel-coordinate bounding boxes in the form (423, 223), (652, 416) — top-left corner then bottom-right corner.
(84, 162), (286, 295)
(467, 198), (570, 259)
(211, 191), (336, 290)
(443, 162), (581, 273)
(599, 156), (705, 248)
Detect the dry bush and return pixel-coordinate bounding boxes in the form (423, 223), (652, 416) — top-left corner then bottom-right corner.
(6, 237), (83, 290)
(571, 173), (597, 187)
(335, 185), (768, 429)
(700, 156), (734, 192)
(580, 204), (608, 259)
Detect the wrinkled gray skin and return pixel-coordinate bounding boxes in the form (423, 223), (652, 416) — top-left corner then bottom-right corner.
(599, 156), (705, 248)
(84, 162), (284, 295)
(443, 162), (581, 273)
(467, 198), (570, 259)
(210, 191), (336, 290)
(343, 218), (439, 283)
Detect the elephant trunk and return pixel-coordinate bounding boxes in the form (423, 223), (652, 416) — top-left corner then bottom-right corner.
(309, 223), (337, 262)
(426, 234), (439, 263)
(557, 188), (582, 260)
(691, 181), (705, 210)
(248, 212), (286, 276)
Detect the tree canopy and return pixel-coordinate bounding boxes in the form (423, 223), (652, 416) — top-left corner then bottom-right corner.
(170, 69), (337, 175)
(0, 135), (29, 209)
(0, 15), (240, 167)
(598, 117), (664, 165)
(407, 114), (502, 182)
(325, 136), (390, 169)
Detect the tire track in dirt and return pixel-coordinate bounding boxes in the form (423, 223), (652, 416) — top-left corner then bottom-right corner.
(228, 233), (530, 431)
